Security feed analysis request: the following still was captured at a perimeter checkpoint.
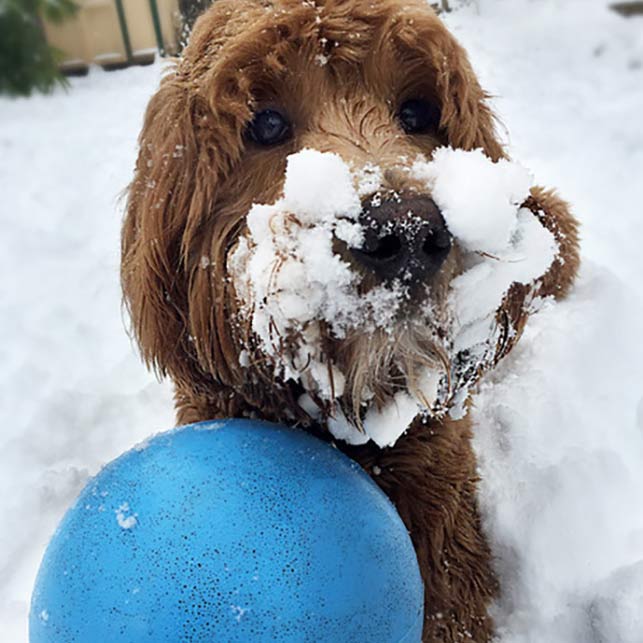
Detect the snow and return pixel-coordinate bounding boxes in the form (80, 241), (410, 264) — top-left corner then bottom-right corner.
(299, 392), (369, 445)
(115, 503), (137, 529)
(413, 151), (559, 422)
(362, 391), (421, 448)
(234, 148), (556, 446)
(449, 207), (557, 347)
(444, 1), (643, 640)
(0, 63), (175, 642)
(412, 147), (534, 254)
(1, 1), (642, 641)
(473, 268), (643, 642)
(230, 150), (361, 342)
(230, 149), (393, 398)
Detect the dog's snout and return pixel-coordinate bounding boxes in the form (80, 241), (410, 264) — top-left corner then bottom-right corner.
(350, 195), (452, 283)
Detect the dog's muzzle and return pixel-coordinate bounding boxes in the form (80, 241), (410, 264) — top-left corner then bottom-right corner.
(350, 195), (452, 284)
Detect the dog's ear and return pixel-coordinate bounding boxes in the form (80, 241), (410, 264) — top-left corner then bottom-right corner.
(121, 71), (218, 386)
(523, 186), (580, 301)
(494, 187), (580, 363)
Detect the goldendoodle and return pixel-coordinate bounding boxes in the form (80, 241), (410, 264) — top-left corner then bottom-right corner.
(122, 0), (580, 639)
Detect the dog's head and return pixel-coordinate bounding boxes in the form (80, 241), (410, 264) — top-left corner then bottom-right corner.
(122, 0), (550, 443)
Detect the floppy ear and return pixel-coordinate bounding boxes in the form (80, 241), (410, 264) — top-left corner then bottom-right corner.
(121, 70), (218, 387)
(524, 186), (580, 300)
(121, 1), (281, 398)
(494, 187), (580, 362)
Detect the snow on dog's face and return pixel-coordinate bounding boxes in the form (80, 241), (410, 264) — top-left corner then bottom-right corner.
(122, 0), (567, 447)
(229, 148), (558, 447)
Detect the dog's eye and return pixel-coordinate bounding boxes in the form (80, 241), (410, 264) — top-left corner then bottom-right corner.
(246, 108), (292, 146)
(397, 99), (441, 135)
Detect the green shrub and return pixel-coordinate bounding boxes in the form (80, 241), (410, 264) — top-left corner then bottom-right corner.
(0, 0), (78, 97)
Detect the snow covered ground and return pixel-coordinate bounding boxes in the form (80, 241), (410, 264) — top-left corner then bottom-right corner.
(1, 1), (642, 641)
(0, 65), (176, 642)
(447, 3), (643, 640)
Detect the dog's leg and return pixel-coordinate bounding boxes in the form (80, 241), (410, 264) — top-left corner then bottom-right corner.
(340, 415), (497, 643)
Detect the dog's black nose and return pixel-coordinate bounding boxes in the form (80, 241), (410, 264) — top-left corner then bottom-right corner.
(350, 195), (452, 283)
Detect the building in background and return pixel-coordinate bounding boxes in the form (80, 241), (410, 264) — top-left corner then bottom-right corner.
(43, 0), (180, 74)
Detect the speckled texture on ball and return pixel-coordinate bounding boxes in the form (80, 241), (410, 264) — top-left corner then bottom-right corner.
(30, 420), (424, 642)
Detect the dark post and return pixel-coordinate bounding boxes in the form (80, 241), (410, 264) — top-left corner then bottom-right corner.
(148, 0), (166, 55)
(114, 0), (133, 63)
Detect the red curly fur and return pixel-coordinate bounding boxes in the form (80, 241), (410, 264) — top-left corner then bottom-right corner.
(122, 1), (580, 640)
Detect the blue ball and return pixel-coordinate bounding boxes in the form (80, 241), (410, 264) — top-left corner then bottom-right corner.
(30, 419), (423, 642)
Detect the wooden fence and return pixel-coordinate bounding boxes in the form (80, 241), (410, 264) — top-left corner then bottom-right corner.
(43, 0), (180, 73)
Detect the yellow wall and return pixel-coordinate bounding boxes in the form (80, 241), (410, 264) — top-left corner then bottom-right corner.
(43, 0), (180, 70)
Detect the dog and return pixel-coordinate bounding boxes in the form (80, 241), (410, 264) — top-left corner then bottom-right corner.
(121, 0), (580, 640)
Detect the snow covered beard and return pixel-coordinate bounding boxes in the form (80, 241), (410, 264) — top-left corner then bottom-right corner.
(229, 148), (559, 447)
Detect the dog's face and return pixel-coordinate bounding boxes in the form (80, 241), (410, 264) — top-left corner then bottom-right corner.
(122, 0), (511, 437)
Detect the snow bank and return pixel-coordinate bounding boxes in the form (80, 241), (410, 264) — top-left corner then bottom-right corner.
(232, 148), (557, 444)
(473, 267), (643, 642)
(0, 63), (174, 642)
(444, 2), (643, 640)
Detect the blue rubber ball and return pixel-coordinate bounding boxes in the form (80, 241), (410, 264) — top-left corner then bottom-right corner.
(30, 419), (424, 642)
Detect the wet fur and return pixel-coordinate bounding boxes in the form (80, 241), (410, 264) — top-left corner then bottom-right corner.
(121, 1), (580, 640)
